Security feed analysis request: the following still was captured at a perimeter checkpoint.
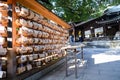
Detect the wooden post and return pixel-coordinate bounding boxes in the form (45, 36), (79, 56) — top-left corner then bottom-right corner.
(81, 29), (85, 40)
(7, 48), (16, 80)
(119, 22), (120, 31)
(91, 27), (95, 37)
(12, 0), (17, 48)
(70, 23), (75, 42)
(103, 24), (107, 37)
(65, 49), (68, 77)
(74, 49), (77, 78)
(81, 47), (84, 60)
(10, 0), (17, 79)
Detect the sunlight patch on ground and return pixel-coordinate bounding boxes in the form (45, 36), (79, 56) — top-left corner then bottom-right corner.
(92, 54), (120, 64)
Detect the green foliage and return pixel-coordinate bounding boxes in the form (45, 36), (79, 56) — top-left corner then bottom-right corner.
(37, 0), (120, 22)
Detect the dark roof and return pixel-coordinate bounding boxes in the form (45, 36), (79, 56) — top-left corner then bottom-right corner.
(73, 5), (120, 27)
(104, 5), (120, 15)
(97, 15), (120, 24)
(74, 18), (99, 27)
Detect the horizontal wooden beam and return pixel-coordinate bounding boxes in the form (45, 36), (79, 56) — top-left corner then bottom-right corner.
(7, 0), (12, 4)
(16, 0), (71, 29)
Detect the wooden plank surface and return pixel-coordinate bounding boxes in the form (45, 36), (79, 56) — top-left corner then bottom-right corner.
(15, 57), (64, 80)
(7, 0), (12, 4)
(12, 0), (17, 48)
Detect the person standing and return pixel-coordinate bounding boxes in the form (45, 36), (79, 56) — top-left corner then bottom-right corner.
(68, 35), (74, 45)
(79, 36), (83, 42)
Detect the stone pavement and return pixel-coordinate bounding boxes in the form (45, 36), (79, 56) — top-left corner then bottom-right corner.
(39, 48), (120, 80)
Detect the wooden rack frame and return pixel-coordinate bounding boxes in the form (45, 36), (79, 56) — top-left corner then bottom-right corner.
(11, 0), (71, 47)
(2, 0), (71, 80)
(12, 0), (71, 29)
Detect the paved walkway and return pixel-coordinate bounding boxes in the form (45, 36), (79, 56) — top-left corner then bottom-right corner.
(39, 48), (120, 80)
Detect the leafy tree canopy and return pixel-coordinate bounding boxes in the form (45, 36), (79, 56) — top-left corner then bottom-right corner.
(37, 0), (120, 22)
